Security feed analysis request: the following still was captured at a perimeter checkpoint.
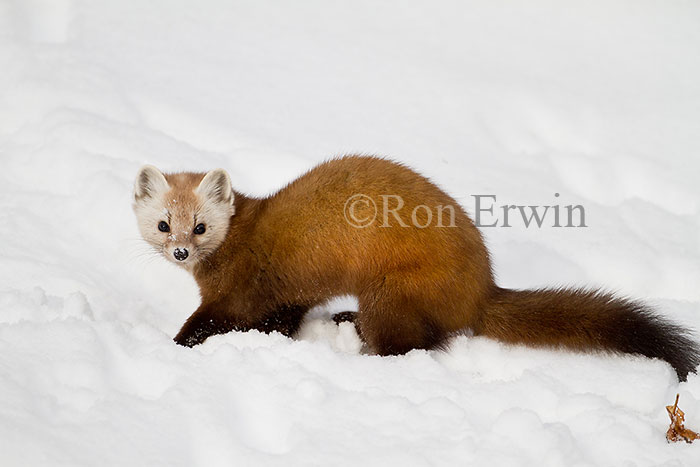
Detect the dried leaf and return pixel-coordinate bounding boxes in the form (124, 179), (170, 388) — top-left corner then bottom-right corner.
(666, 394), (700, 443)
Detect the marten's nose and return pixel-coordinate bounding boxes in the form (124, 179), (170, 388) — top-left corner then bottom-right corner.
(173, 248), (189, 261)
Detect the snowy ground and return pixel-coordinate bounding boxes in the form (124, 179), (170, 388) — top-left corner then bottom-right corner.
(1, 1), (700, 465)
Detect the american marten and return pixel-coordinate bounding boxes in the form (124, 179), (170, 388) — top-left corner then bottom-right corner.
(133, 156), (699, 380)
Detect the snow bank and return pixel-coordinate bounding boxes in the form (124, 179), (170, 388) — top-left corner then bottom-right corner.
(1, 1), (699, 465)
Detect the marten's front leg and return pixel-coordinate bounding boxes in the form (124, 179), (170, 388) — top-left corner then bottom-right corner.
(332, 311), (358, 325)
(332, 311), (364, 340)
(255, 304), (309, 337)
(174, 302), (237, 347)
(174, 302), (310, 347)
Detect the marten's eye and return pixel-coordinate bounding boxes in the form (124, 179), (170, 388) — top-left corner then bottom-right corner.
(158, 221), (170, 232)
(194, 223), (206, 235)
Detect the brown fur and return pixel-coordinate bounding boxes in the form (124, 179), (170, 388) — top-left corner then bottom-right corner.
(135, 156), (699, 381)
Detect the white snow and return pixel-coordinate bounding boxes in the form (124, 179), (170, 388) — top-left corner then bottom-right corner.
(1, 1), (700, 465)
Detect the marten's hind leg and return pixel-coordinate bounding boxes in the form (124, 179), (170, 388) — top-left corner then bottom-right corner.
(356, 287), (449, 356)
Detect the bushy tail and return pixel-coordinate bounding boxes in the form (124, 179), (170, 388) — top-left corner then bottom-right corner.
(475, 287), (700, 381)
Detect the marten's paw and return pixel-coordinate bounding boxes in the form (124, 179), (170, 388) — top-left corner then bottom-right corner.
(173, 321), (215, 347)
(332, 311), (357, 325)
(173, 331), (202, 348)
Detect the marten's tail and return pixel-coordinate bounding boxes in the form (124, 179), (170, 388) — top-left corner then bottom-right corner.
(475, 287), (700, 381)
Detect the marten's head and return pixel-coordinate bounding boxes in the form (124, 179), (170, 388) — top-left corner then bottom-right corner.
(133, 165), (235, 268)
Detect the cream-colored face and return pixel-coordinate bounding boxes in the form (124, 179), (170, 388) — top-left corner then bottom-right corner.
(133, 165), (235, 268)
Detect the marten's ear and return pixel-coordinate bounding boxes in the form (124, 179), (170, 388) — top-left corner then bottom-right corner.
(197, 168), (234, 210)
(134, 165), (169, 201)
